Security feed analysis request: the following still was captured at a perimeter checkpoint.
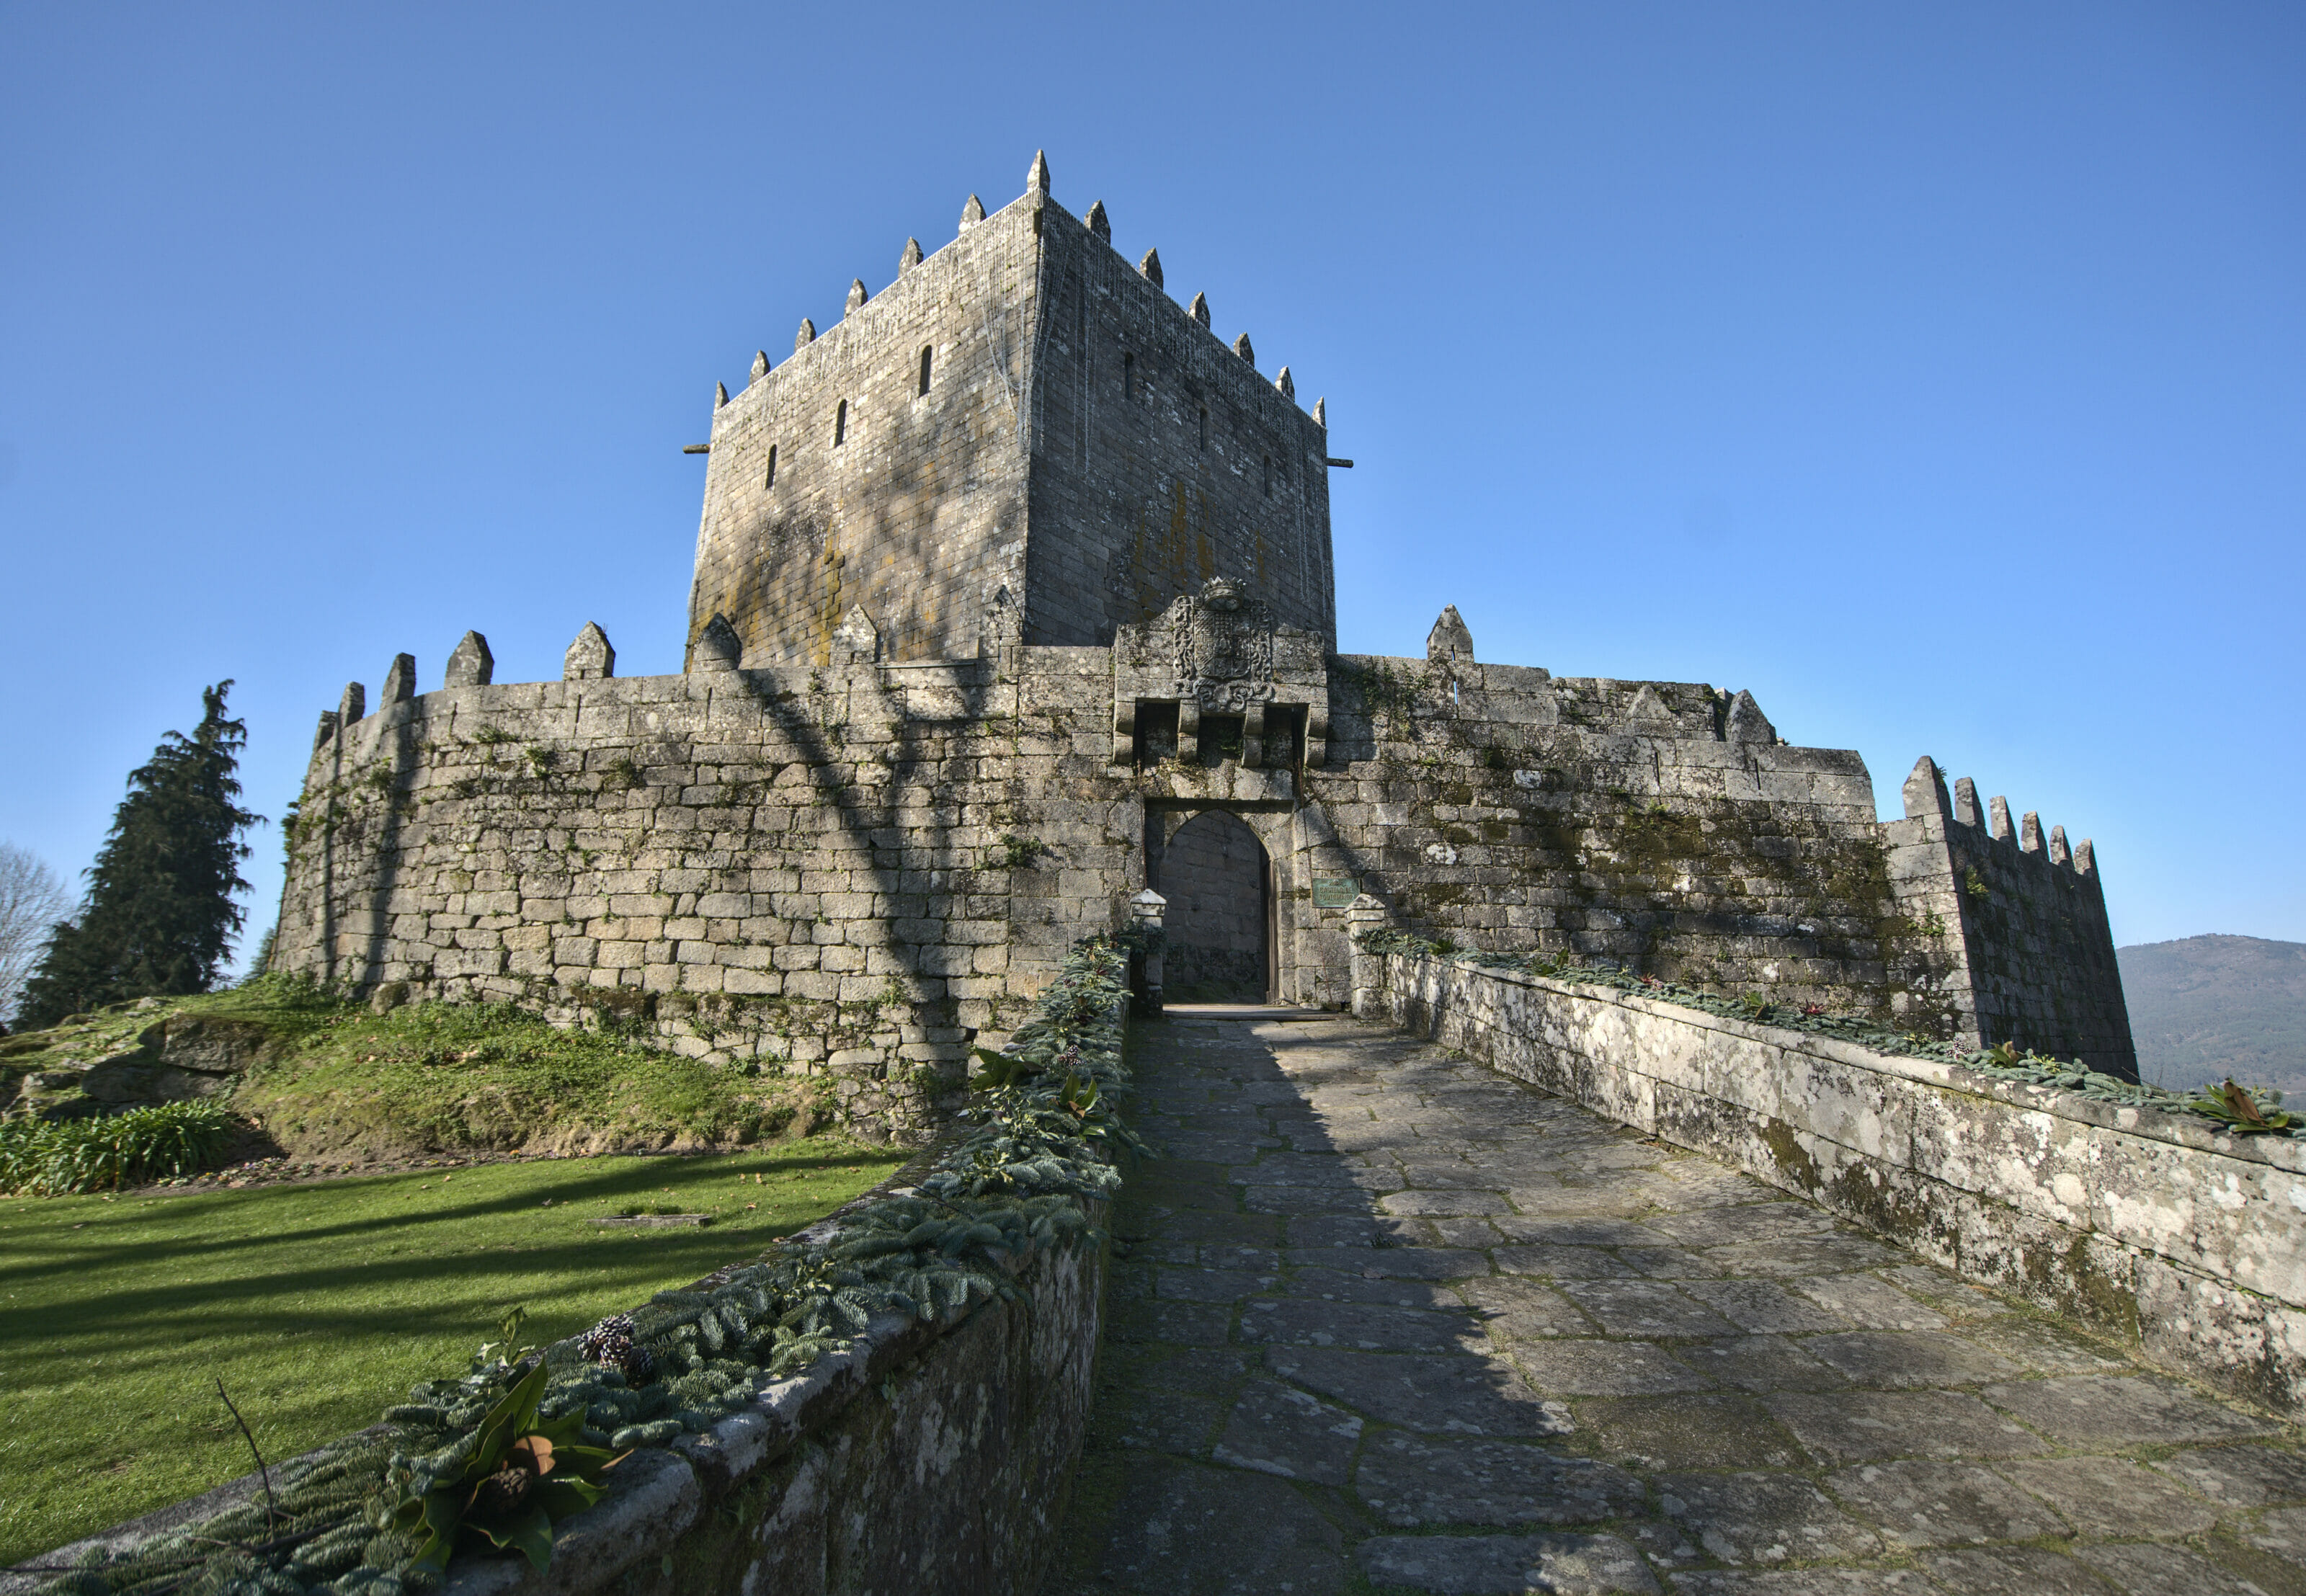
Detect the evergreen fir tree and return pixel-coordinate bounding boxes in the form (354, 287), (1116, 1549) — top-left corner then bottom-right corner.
(17, 683), (262, 1027)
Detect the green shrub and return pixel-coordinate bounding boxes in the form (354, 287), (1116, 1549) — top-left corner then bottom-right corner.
(0, 1100), (235, 1196)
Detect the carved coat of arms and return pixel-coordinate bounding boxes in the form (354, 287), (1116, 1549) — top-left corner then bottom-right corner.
(1170, 579), (1275, 712)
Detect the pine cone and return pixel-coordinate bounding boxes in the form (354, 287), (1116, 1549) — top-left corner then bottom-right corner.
(575, 1314), (636, 1368)
(621, 1344), (658, 1386)
(468, 1463), (533, 1520)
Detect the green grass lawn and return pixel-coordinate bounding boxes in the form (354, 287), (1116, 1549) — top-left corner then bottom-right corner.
(0, 1139), (905, 1566)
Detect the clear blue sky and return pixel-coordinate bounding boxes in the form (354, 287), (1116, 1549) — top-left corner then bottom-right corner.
(2, 2), (2300, 963)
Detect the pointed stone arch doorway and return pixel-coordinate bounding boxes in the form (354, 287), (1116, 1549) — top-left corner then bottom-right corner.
(1151, 808), (1276, 1002)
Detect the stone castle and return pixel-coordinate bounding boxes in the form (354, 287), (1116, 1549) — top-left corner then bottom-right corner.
(271, 153), (2134, 1136)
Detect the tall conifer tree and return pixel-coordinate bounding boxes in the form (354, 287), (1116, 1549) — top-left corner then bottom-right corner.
(17, 683), (262, 1027)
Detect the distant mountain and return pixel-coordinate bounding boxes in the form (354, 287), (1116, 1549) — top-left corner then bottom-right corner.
(2118, 935), (2306, 1095)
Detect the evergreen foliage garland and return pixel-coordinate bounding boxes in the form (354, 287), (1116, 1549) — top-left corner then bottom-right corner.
(19, 684), (262, 1028)
(37, 936), (1137, 1594)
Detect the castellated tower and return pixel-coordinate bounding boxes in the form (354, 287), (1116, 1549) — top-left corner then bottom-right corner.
(687, 153), (1336, 667)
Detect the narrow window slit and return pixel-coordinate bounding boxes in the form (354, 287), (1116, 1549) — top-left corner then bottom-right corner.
(834, 400), (847, 446)
(918, 346), (933, 396)
(764, 444), (778, 489)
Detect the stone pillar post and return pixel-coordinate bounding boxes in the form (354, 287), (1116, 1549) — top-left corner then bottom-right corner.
(1346, 894), (1389, 1020)
(1130, 889), (1167, 1017)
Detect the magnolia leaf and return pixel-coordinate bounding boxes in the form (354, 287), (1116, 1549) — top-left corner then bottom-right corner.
(473, 1502), (556, 1571)
(540, 1476), (609, 1520)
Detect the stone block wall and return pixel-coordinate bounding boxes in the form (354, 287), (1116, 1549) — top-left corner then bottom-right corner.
(686, 161), (1333, 669)
(689, 197), (1036, 669)
(275, 650), (1148, 1140)
(1358, 948), (2306, 1419)
(1028, 198), (1334, 646)
(1884, 756), (2137, 1077)
(1294, 650), (1946, 1025)
(277, 599), (2132, 1115)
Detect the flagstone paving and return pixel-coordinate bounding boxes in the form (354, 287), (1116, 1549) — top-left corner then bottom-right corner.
(1043, 1014), (2306, 1596)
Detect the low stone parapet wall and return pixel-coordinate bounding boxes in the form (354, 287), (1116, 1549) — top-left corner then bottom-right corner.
(1355, 949), (2306, 1418)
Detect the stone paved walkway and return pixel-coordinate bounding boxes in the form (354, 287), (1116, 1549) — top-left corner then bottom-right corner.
(1043, 1014), (2306, 1596)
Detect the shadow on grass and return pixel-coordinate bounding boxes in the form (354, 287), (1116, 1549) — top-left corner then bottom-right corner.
(0, 1144), (906, 1364)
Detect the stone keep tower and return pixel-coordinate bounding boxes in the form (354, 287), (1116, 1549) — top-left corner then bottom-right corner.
(687, 153), (1337, 668)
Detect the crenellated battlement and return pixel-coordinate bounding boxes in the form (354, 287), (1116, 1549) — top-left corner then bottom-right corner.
(687, 152), (1333, 675)
(270, 156), (2137, 1131)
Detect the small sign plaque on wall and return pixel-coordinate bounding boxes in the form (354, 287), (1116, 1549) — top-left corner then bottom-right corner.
(1310, 878), (1358, 909)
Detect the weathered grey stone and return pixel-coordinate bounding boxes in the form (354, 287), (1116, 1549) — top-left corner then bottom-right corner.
(1189, 290), (1210, 326)
(1082, 201), (1108, 243)
(1725, 689), (1776, 744)
(1264, 1347), (1575, 1437)
(1575, 1393), (1807, 1471)
(1510, 1339), (1711, 1396)
(1978, 1375), (2269, 1446)
(1680, 1280), (1848, 1334)
(1923, 1551), (2116, 1596)
(1786, 1275), (1946, 1332)
(1354, 1431), (1644, 1527)
(445, 630), (494, 688)
(2153, 1443), (2306, 1507)
(1824, 1458), (2069, 1548)
(2073, 1541), (2271, 1595)
(1655, 1471), (1882, 1564)
(1800, 1330), (2021, 1388)
(1428, 605), (1474, 666)
(1764, 1391), (2049, 1463)
(1677, 1336), (1847, 1393)
(380, 652), (416, 704)
(564, 622), (615, 681)
(1555, 1281), (1740, 1338)
(2002, 1454), (2217, 1538)
(1667, 1574), (1932, 1595)
(1138, 247), (1162, 286)
(845, 278), (868, 313)
(1237, 1297), (1477, 1353)
(693, 612), (743, 672)
(1208, 1377), (1361, 1484)
(1355, 1533), (1660, 1595)
(1054, 1453), (1345, 1595)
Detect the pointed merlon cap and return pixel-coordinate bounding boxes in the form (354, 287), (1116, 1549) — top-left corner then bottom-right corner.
(795, 318), (816, 351)
(1138, 248), (1163, 287)
(1275, 365), (1296, 401)
(834, 603), (881, 663)
(1188, 291), (1211, 327)
(1952, 775), (1981, 828)
(960, 193), (986, 229)
(1427, 605), (1475, 665)
(2021, 811), (2044, 854)
(1027, 149), (1051, 195)
(1727, 690), (1777, 746)
(338, 681), (367, 726)
(900, 237), (924, 273)
(749, 350), (770, 380)
(1233, 332), (1255, 367)
(1085, 201), (1110, 243)
(381, 653), (417, 705)
(1900, 755), (1950, 819)
(2075, 837), (2098, 878)
(311, 709), (340, 754)
(1990, 795), (2014, 841)
(1313, 396), (1327, 427)
(693, 613), (744, 672)
(2049, 824), (2072, 867)
(564, 621), (615, 681)
(714, 381), (730, 409)
(1627, 684), (1671, 725)
(444, 630), (494, 689)
(845, 278), (868, 313)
